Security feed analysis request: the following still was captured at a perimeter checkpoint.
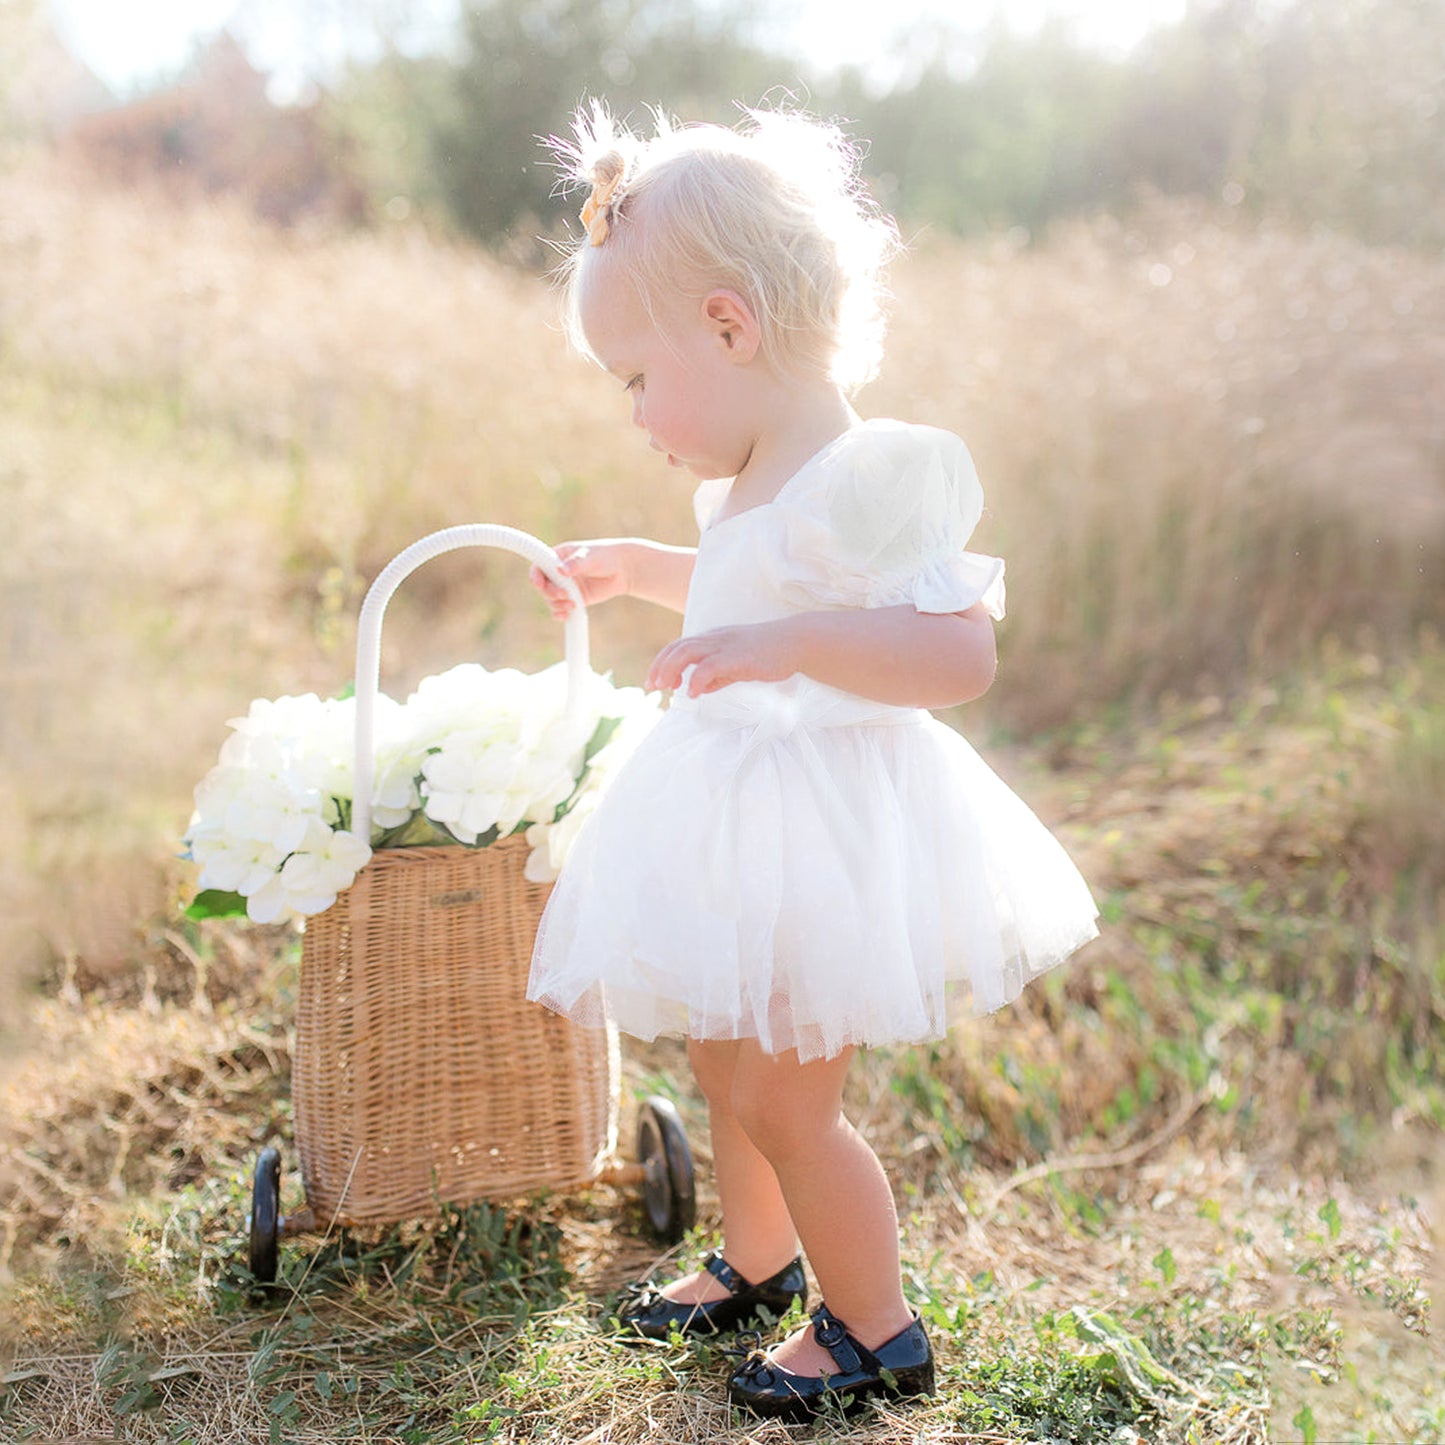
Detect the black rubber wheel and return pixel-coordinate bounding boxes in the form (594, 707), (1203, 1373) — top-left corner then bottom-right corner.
(637, 1095), (696, 1242)
(248, 1146), (282, 1284)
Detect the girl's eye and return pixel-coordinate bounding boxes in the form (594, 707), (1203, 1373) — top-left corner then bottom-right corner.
(624, 375), (643, 393)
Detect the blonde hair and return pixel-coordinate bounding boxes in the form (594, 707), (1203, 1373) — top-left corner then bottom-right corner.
(549, 102), (899, 393)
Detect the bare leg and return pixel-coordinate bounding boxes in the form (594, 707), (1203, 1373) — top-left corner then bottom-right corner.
(730, 1042), (912, 1374)
(659, 1036), (801, 1305)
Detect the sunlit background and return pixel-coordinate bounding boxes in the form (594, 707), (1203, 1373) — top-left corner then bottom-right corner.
(1, 2), (1443, 1436)
(47, 0), (1188, 97)
(2, 0), (1442, 1081)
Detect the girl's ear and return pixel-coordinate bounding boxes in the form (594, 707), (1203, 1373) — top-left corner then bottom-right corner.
(701, 290), (761, 364)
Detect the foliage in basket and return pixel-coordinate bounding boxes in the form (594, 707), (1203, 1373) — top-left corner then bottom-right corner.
(183, 662), (659, 925)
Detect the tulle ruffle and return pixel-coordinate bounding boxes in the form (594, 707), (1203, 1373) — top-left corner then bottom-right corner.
(527, 683), (1098, 1063)
(528, 419), (1097, 1060)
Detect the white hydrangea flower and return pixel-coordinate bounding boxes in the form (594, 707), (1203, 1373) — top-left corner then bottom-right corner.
(186, 661), (661, 921)
(420, 730), (522, 843)
(191, 827), (289, 896)
(244, 816), (373, 923)
(370, 748), (423, 829)
(405, 665), (529, 754)
(524, 789), (600, 883)
(188, 755), (319, 864)
(418, 663), (597, 843)
(220, 692), (377, 813)
(368, 695), (426, 829)
(296, 694), (361, 802)
(522, 685), (661, 881)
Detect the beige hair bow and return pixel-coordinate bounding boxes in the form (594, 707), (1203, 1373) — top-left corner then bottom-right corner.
(580, 154), (625, 246)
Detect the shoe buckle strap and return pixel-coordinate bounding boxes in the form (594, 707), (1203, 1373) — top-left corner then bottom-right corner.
(811, 1305), (867, 1375)
(703, 1251), (749, 1295)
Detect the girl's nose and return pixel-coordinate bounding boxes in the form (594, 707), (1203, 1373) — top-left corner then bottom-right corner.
(630, 392), (645, 429)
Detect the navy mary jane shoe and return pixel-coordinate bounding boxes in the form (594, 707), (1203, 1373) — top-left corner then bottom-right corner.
(617, 1250), (807, 1342)
(727, 1303), (935, 1419)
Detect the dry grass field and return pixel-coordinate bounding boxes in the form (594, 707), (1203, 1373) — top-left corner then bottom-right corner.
(1, 153), (1442, 1441)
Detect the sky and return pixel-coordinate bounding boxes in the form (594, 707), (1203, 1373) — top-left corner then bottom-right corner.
(48, 0), (1188, 101)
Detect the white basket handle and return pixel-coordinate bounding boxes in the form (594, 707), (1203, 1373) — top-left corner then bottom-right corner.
(350, 524), (588, 842)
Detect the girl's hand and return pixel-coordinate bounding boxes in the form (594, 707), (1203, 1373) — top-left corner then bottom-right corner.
(648, 605), (997, 708)
(529, 540), (634, 620)
(647, 619), (801, 696)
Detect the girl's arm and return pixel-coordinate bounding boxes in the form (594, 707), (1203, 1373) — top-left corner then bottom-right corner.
(530, 538), (696, 617)
(646, 605), (997, 710)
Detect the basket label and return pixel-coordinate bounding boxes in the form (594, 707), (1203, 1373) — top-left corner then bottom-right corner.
(431, 888), (484, 908)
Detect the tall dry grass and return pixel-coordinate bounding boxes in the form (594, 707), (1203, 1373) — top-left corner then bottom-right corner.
(877, 203), (1445, 726)
(1, 154), (1441, 994)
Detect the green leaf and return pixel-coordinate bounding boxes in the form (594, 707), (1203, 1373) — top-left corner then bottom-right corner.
(1293, 1403), (1318, 1444)
(184, 889), (248, 921)
(1153, 1245), (1177, 1285)
(542, 711), (630, 825)
(583, 712), (623, 765)
(1067, 1307), (1184, 1402)
(373, 812), (459, 848)
(1319, 1198), (1342, 1241)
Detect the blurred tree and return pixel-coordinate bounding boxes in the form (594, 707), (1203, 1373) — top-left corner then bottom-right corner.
(1246, 0), (1445, 246)
(1087, 0), (1445, 244)
(319, 0), (1443, 252)
(429, 0), (802, 248)
(0, 0), (35, 138)
(326, 49), (460, 223)
(815, 22), (1124, 237)
(1096, 0), (1264, 206)
(2, 0), (113, 141)
(861, 0), (1441, 247)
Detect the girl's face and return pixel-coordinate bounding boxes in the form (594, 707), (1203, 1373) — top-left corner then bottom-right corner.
(577, 263), (759, 482)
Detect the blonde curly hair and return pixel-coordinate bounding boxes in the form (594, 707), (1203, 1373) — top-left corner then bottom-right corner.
(549, 101), (900, 394)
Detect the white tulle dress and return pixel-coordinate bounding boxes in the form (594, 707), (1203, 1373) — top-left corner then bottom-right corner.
(527, 419), (1098, 1063)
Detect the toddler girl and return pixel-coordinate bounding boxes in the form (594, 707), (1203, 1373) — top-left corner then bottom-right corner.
(527, 103), (1098, 1420)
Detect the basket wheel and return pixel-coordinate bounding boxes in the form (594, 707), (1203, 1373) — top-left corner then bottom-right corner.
(637, 1095), (696, 1242)
(248, 1146), (282, 1284)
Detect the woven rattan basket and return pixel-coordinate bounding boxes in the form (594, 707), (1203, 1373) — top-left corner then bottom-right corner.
(290, 525), (618, 1228)
(293, 837), (617, 1225)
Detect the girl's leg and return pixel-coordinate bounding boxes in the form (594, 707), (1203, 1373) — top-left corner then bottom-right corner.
(730, 1042), (912, 1373)
(658, 1036), (801, 1306)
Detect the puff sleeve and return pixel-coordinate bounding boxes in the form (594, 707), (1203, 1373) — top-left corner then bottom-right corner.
(780, 421), (1006, 619)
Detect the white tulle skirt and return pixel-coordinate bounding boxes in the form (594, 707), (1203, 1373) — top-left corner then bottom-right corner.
(527, 680), (1098, 1063)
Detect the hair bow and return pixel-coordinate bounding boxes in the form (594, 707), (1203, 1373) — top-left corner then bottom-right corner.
(580, 156), (625, 247)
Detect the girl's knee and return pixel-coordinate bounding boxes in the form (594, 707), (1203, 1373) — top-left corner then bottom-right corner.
(730, 1058), (844, 1161)
(730, 1080), (791, 1159)
(686, 1036), (740, 1111)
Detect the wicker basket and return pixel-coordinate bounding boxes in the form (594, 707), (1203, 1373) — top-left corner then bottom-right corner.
(289, 525), (618, 1228)
(294, 837), (616, 1225)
